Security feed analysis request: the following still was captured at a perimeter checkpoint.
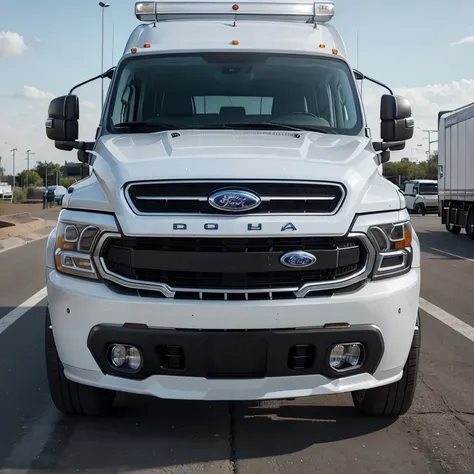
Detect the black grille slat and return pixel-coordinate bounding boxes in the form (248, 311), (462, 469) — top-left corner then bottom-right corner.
(127, 181), (344, 215)
(106, 236), (343, 253)
(102, 236), (366, 292)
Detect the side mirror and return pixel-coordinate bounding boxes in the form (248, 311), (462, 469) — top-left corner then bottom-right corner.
(45, 95), (79, 142)
(380, 94), (414, 142)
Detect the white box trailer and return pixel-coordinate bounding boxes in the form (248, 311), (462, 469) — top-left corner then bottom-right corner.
(438, 103), (474, 237)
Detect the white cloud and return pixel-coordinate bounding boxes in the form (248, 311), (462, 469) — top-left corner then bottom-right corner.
(0, 31), (27, 59)
(0, 94), (100, 175)
(451, 36), (474, 46)
(34, 37), (41, 43)
(16, 86), (55, 101)
(361, 79), (474, 160)
(82, 100), (97, 110)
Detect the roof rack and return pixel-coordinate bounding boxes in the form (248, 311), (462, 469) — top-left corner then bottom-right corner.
(135, 1), (335, 23)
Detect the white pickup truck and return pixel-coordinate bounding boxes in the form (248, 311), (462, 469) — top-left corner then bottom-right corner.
(43, 0), (421, 418)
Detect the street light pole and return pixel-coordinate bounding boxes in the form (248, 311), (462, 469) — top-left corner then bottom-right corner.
(420, 129), (437, 178)
(25, 150), (35, 189)
(10, 148), (17, 193)
(99, 2), (110, 108)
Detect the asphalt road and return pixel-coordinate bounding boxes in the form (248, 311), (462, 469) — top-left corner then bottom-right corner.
(0, 214), (473, 473)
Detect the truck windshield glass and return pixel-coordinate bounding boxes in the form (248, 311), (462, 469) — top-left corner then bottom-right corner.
(108, 53), (363, 135)
(419, 183), (438, 195)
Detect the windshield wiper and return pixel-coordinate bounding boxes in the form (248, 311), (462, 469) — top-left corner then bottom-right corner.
(195, 122), (305, 132)
(198, 122), (336, 134)
(113, 121), (184, 132)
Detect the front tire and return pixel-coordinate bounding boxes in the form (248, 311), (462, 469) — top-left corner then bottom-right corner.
(45, 306), (116, 415)
(415, 203), (425, 215)
(352, 313), (420, 417)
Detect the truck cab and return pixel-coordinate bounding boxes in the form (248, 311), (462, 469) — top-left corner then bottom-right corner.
(43, 1), (421, 418)
(400, 179), (438, 215)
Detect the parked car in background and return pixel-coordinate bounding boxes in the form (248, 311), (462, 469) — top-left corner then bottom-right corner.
(0, 183), (13, 203)
(400, 180), (438, 215)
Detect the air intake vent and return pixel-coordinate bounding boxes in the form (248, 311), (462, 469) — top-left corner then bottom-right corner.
(158, 345), (185, 371)
(288, 344), (315, 370)
(126, 180), (345, 215)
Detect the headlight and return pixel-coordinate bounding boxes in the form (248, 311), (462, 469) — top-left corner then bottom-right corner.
(368, 221), (413, 279)
(55, 222), (100, 279)
(54, 210), (119, 280)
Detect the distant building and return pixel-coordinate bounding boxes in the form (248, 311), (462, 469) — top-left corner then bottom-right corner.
(1, 175), (19, 187)
(63, 161), (90, 180)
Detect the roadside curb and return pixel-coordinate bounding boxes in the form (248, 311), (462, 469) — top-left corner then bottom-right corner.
(0, 232), (50, 254)
(0, 216), (47, 240)
(0, 215), (55, 254)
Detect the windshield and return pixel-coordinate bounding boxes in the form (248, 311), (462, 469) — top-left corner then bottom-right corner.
(107, 53), (363, 135)
(419, 183), (438, 195)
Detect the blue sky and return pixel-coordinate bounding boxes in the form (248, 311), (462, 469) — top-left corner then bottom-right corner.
(1, 0), (474, 171)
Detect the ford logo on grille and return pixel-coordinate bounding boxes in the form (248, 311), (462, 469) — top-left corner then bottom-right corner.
(208, 189), (261, 212)
(280, 251), (317, 268)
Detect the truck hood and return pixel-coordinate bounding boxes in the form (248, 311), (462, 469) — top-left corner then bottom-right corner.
(64, 130), (404, 236)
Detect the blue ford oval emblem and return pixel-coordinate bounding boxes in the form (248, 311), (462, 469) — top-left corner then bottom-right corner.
(280, 251), (317, 268)
(208, 189), (261, 212)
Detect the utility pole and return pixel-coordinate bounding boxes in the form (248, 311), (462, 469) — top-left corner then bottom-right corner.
(422, 129), (438, 160)
(99, 2), (111, 108)
(10, 148), (17, 193)
(45, 162), (48, 188)
(25, 150), (35, 189)
(421, 129), (438, 178)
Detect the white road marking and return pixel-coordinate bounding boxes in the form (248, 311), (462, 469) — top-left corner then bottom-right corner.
(430, 247), (474, 263)
(0, 287), (47, 336)
(420, 297), (474, 344)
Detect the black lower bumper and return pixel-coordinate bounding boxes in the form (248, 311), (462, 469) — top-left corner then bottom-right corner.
(88, 324), (384, 381)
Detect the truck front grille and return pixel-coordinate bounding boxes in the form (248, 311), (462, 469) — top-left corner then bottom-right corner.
(126, 180), (345, 215)
(98, 235), (370, 299)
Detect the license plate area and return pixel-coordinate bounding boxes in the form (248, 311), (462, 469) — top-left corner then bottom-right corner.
(204, 334), (267, 379)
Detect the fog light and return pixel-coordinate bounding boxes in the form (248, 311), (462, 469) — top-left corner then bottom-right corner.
(345, 344), (361, 367)
(111, 344), (127, 367)
(329, 343), (364, 372)
(329, 345), (345, 369)
(109, 344), (142, 371)
(126, 346), (142, 370)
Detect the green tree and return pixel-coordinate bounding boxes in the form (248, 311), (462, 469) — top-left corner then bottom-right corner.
(34, 161), (63, 186)
(383, 156), (439, 183)
(18, 170), (44, 188)
(60, 177), (77, 188)
(0, 165), (5, 178)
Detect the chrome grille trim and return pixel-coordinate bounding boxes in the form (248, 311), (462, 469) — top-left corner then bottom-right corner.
(134, 195), (337, 202)
(124, 179), (346, 216)
(93, 232), (375, 299)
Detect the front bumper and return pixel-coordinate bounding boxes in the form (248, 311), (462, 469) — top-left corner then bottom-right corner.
(47, 267), (420, 400)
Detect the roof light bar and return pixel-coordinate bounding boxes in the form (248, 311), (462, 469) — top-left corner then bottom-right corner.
(135, 1), (335, 23)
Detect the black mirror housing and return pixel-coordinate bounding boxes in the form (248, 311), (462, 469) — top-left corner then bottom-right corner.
(380, 95), (411, 120)
(380, 94), (414, 142)
(45, 95), (79, 142)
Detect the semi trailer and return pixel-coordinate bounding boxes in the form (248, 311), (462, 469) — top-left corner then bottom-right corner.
(439, 102), (474, 237)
